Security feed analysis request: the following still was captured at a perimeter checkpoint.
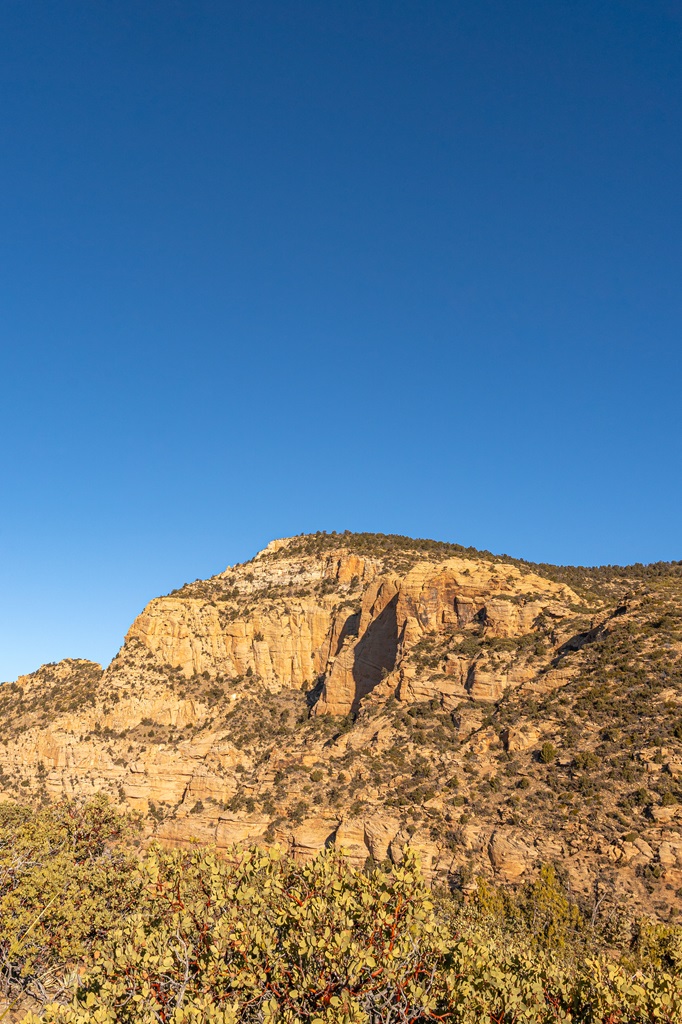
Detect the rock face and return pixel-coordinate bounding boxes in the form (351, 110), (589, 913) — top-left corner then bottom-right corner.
(120, 546), (579, 717)
(319, 558), (577, 714)
(127, 596), (333, 691)
(2, 532), (682, 920)
(123, 548), (378, 692)
(488, 830), (536, 881)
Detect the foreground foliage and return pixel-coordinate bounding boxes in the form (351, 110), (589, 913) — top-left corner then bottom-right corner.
(1, 800), (681, 1023)
(0, 797), (138, 1018)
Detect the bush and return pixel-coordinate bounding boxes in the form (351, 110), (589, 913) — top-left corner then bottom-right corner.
(539, 741), (557, 764)
(2, 794), (682, 1024)
(27, 845), (682, 1024)
(0, 796), (138, 1011)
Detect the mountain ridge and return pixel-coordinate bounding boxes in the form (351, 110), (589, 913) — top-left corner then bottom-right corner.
(2, 531), (682, 923)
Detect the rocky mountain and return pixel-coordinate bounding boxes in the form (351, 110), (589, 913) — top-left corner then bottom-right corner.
(2, 532), (682, 923)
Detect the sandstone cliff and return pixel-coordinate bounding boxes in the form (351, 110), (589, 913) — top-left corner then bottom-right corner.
(2, 532), (681, 921)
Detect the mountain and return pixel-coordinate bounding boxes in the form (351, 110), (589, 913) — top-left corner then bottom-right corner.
(2, 531), (682, 922)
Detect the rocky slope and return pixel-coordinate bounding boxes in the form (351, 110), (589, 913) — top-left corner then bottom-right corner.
(2, 532), (682, 923)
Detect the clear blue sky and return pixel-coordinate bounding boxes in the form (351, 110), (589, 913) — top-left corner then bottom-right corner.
(1, 0), (681, 680)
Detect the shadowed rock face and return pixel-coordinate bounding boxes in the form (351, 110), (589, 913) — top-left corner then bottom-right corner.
(2, 533), (682, 921)
(314, 556), (578, 714)
(316, 580), (401, 715)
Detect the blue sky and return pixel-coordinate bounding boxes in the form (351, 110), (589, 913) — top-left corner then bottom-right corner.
(1, 0), (681, 680)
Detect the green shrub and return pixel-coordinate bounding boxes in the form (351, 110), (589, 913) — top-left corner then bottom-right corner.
(0, 796), (138, 1010)
(27, 844), (682, 1024)
(539, 741), (557, 764)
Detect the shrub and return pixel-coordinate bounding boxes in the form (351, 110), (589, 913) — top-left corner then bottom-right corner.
(27, 846), (682, 1024)
(0, 797), (138, 1010)
(539, 741), (557, 764)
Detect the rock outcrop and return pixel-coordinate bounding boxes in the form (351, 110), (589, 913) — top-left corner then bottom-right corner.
(111, 545), (581, 717)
